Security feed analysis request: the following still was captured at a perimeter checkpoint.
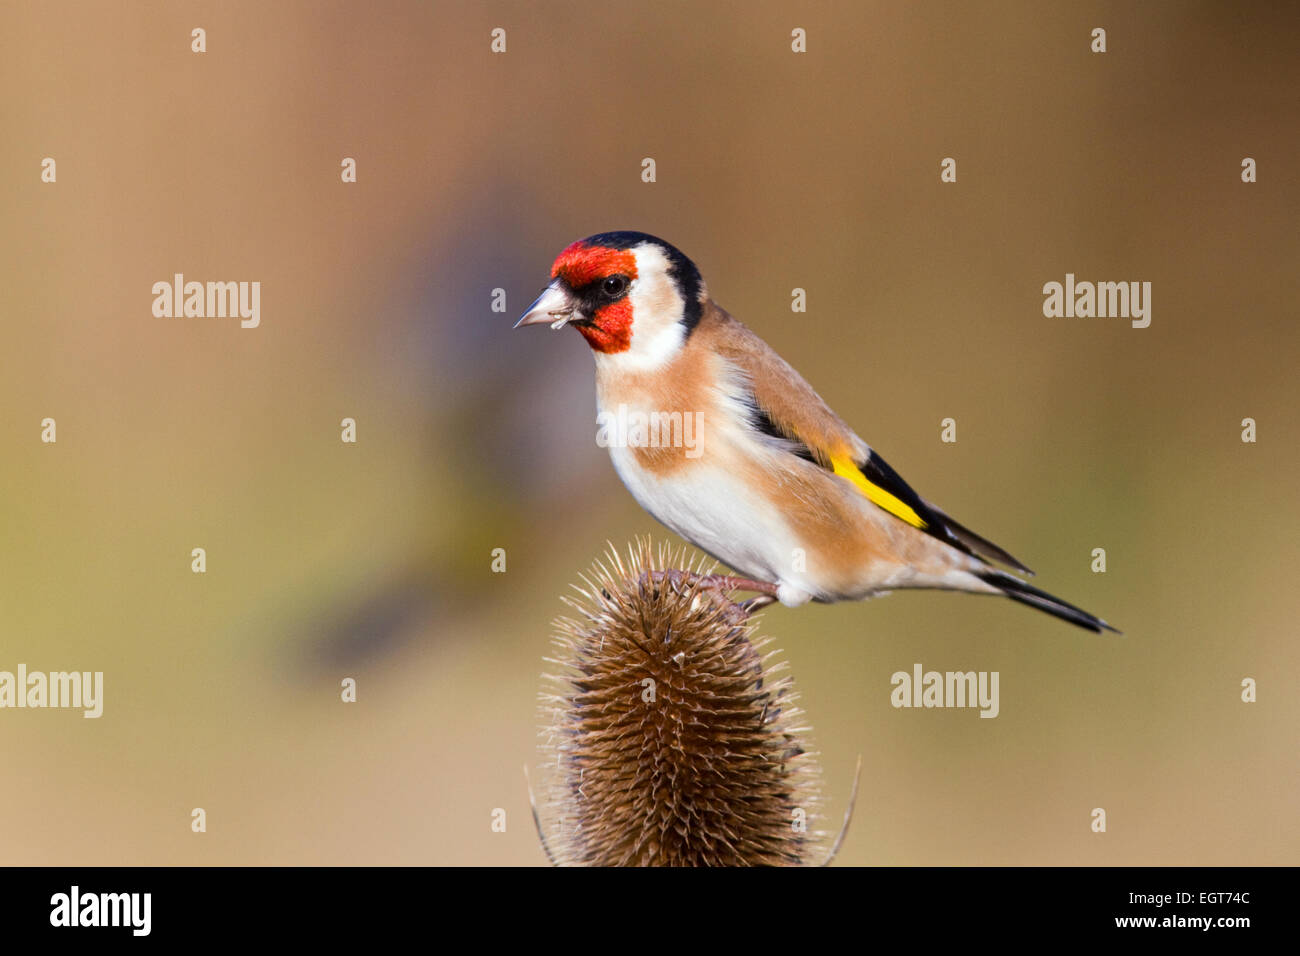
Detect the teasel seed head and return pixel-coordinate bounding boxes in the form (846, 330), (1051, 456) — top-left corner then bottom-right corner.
(534, 540), (832, 866)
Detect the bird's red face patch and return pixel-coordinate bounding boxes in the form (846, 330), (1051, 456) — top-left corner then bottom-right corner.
(550, 242), (638, 289)
(575, 300), (633, 353)
(549, 241), (640, 354)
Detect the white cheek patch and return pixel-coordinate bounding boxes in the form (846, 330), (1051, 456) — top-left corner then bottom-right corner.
(631, 244), (684, 319)
(601, 320), (684, 371)
(594, 243), (688, 372)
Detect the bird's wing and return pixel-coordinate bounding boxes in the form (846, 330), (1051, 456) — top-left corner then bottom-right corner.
(701, 303), (1032, 574)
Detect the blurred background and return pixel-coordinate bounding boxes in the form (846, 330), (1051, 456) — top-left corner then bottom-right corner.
(1, 0), (1296, 865)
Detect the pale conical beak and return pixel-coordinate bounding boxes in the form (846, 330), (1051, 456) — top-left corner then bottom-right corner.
(514, 280), (579, 329)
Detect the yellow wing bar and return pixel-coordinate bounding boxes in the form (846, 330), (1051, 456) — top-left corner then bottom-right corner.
(830, 455), (928, 529)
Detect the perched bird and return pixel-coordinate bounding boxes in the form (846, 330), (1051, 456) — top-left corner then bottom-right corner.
(516, 231), (1117, 633)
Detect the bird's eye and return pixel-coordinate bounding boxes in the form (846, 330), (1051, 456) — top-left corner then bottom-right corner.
(601, 275), (628, 298)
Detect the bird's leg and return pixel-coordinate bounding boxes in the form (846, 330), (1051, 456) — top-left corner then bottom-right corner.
(696, 575), (780, 601)
(638, 570), (779, 617)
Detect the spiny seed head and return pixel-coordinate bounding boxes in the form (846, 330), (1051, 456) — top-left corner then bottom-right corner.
(535, 540), (829, 866)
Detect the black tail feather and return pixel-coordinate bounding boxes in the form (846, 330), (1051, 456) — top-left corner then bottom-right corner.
(978, 570), (1120, 634)
(931, 506), (1035, 575)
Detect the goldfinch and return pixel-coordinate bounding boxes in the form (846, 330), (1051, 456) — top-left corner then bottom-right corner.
(516, 231), (1117, 633)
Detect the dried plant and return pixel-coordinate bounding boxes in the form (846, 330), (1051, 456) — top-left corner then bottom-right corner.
(532, 540), (848, 866)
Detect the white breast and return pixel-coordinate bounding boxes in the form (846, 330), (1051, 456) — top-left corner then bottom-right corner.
(607, 443), (796, 582)
(600, 373), (826, 606)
